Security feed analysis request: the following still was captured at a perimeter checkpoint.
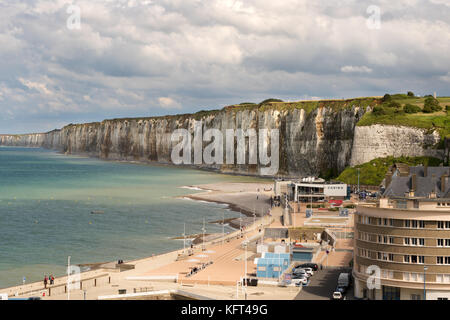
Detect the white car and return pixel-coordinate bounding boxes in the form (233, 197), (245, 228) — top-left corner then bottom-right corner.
(293, 269), (311, 278)
(302, 267), (314, 276)
(292, 277), (308, 286)
(332, 292), (346, 300)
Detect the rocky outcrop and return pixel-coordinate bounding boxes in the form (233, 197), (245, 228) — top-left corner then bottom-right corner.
(350, 124), (444, 166)
(0, 101), (445, 177)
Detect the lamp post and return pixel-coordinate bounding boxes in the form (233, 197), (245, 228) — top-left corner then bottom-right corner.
(357, 168), (360, 194)
(67, 256), (71, 301)
(424, 266), (428, 300)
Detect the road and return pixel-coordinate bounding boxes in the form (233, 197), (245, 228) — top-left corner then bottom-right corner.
(295, 267), (354, 300)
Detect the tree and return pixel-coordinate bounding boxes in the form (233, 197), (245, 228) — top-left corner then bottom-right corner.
(407, 91), (415, 97)
(403, 104), (421, 113)
(424, 96), (441, 112)
(382, 94), (392, 102)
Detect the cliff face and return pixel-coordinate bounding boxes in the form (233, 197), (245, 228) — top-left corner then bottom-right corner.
(350, 125), (444, 166)
(0, 102), (445, 177)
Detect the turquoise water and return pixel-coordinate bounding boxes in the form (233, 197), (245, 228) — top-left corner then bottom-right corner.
(0, 147), (258, 288)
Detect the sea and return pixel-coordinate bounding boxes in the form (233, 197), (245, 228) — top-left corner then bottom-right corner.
(0, 147), (261, 288)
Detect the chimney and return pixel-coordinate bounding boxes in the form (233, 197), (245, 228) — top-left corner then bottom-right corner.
(424, 165), (428, 177)
(411, 174), (417, 191)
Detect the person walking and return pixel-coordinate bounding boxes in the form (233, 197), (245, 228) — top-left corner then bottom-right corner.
(43, 275), (48, 289)
(50, 275), (54, 285)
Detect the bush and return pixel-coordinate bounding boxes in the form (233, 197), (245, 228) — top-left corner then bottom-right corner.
(404, 104), (421, 114)
(423, 104), (433, 113)
(424, 97), (442, 112)
(446, 105), (450, 111)
(372, 106), (386, 116)
(407, 91), (415, 97)
(382, 94), (392, 102)
(387, 101), (401, 108)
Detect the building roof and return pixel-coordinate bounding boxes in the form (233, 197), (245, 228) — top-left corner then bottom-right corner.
(383, 166), (450, 198)
(264, 228), (289, 239)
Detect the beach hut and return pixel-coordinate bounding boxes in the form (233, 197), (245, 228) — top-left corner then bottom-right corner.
(256, 253), (290, 279)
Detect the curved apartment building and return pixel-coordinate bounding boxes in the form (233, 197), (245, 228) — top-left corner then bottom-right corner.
(353, 165), (450, 300)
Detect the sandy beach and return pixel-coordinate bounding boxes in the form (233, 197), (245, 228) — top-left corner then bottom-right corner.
(181, 182), (274, 229)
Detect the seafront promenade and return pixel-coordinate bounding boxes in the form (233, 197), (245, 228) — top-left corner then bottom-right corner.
(1, 181), (355, 300)
(1, 182), (281, 300)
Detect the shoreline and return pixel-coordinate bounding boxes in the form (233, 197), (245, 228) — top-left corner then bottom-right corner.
(0, 181), (273, 292)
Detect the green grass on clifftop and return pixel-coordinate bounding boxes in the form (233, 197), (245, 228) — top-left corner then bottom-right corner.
(336, 156), (443, 186)
(357, 95), (450, 140)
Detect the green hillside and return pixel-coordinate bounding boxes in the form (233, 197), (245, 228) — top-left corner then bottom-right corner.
(336, 156), (443, 186)
(357, 93), (450, 141)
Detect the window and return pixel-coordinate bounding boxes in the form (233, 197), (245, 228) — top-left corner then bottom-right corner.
(435, 274), (450, 283)
(404, 220), (411, 228)
(411, 294), (421, 300)
(409, 255), (424, 264)
(438, 221), (450, 229)
(438, 239), (444, 246)
(436, 257), (450, 265)
(397, 200), (407, 209)
(389, 237), (394, 244)
(419, 238), (425, 246)
(388, 254), (394, 261)
(381, 270), (394, 279)
(411, 238), (418, 246)
(438, 298), (449, 300)
(446, 239), (450, 247)
(404, 255), (410, 263)
(404, 238), (410, 245)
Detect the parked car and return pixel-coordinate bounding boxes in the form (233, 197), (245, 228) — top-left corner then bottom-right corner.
(293, 266), (313, 276)
(332, 291), (345, 300)
(293, 269), (311, 278)
(335, 285), (347, 294)
(292, 277), (308, 286)
(292, 273), (308, 280)
(302, 267), (314, 276)
(298, 263), (319, 271)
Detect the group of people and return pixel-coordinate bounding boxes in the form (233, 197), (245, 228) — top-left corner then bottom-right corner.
(186, 261), (213, 277)
(43, 275), (54, 288)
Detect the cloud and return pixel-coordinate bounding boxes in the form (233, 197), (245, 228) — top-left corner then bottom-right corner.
(158, 97), (182, 109)
(340, 66), (373, 73)
(18, 78), (53, 96)
(0, 0), (449, 133)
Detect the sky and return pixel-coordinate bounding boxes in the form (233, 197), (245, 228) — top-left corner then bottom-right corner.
(0, 0), (449, 134)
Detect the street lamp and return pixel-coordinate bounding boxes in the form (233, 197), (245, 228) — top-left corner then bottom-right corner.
(424, 266), (428, 300)
(357, 168), (360, 194)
